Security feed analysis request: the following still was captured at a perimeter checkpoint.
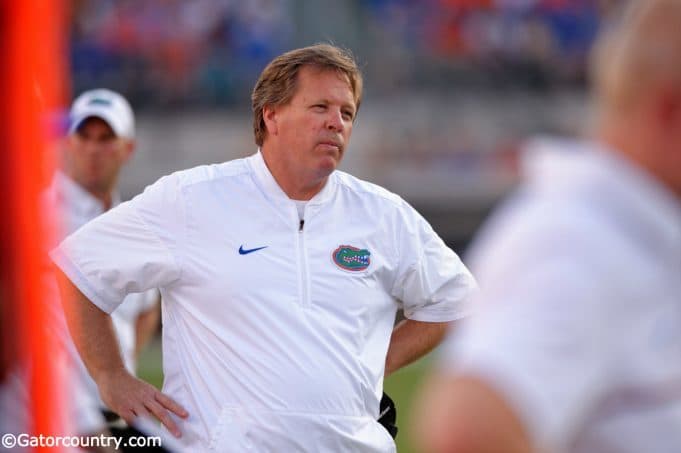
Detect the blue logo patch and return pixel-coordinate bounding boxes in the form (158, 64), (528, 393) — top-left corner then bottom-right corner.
(239, 245), (267, 255)
(88, 98), (112, 106)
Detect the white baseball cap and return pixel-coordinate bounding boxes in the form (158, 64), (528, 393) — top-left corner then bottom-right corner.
(69, 88), (135, 139)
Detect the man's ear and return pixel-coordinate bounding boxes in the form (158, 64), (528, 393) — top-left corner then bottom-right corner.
(64, 134), (76, 150)
(262, 105), (278, 137)
(655, 83), (681, 130)
(122, 139), (136, 163)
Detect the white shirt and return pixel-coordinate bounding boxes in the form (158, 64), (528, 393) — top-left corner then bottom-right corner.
(44, 172), (158, 428)
(52, 151), (477, 452)
(441, 138), (681, 453)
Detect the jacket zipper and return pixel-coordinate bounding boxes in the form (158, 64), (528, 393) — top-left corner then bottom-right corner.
(297, 218), (309, 307)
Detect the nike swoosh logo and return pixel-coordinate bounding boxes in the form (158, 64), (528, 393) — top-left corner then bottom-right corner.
(239, 245), (268, 255)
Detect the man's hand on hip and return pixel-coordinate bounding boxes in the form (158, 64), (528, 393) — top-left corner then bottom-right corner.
(98, 368), (189, 438)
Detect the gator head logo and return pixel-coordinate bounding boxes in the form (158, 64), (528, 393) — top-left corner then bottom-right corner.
(332, 245), (371, 272)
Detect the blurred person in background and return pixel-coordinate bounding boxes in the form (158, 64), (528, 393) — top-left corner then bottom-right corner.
(51, 44), (477, 452)
(43, 88), (161, 440)
(415, 0), (681, 452)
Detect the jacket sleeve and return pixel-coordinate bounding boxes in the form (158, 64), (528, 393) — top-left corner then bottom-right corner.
(390, 201), (477, 322)
(50, 173), (184, 314)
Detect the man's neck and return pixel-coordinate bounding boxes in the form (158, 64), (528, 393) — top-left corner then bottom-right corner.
(284, 179), (326, 201)
(597, 114), (681, 199)
(62, 170), (115, 211)
(91, 190), (114, 211)
(79, 184), (114, 211)
(260, 149), (327, 201)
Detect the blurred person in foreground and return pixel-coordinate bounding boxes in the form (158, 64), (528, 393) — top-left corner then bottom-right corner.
(50, 44), (477, 451)
(44, 89), (161, 439)
(415, 1), (681, 452)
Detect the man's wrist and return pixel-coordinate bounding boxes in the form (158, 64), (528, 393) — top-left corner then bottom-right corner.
(92, 364), (129, 386)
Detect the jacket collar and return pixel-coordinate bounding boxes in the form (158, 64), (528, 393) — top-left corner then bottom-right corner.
(247, 149), (337, 206)
(524, 138), (681, 260)
(594, 143), (681, 261)
(53, 171), (121, 216)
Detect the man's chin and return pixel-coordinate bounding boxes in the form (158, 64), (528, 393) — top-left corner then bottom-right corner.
(316, 157), (339, 177)
(83, 179), (112, 196)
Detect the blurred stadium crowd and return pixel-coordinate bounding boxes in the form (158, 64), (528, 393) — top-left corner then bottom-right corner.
(71, 0), (619, 108)
(67, 0), (621, 252)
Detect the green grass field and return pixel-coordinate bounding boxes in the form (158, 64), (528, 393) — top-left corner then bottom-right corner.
(138, 340), (434, 452)
(383, 357), (433, 453)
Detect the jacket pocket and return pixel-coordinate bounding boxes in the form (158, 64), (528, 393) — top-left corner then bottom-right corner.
(208, 407), (246, 451)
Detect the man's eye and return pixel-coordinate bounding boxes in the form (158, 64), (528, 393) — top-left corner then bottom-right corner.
(313, 104), (326, 111)
(342, 111), (354, 121)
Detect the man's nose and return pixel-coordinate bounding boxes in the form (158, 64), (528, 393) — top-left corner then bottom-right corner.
(325, 109), (344, 132)
(83, 139), (106, 154)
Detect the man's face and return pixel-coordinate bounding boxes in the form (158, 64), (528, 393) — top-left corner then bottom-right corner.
(65, 117), (133, 195)
(265, 66), (357, 184)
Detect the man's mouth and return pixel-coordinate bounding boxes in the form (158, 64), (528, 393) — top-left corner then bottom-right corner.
(318, 141), (342, 151)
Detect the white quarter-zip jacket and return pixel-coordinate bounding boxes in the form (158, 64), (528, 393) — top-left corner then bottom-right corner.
(52, 151), (477, 452)
(441, 139), (681, 453)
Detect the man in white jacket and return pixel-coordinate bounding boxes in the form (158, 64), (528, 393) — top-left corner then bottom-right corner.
(415, 1), (681, 452)
(52, 45), (477, 451)
(47, 89), (160, 435)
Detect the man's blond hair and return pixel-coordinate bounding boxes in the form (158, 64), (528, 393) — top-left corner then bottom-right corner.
(591, 0), (681, 111)
(251, 44), (363, 147)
